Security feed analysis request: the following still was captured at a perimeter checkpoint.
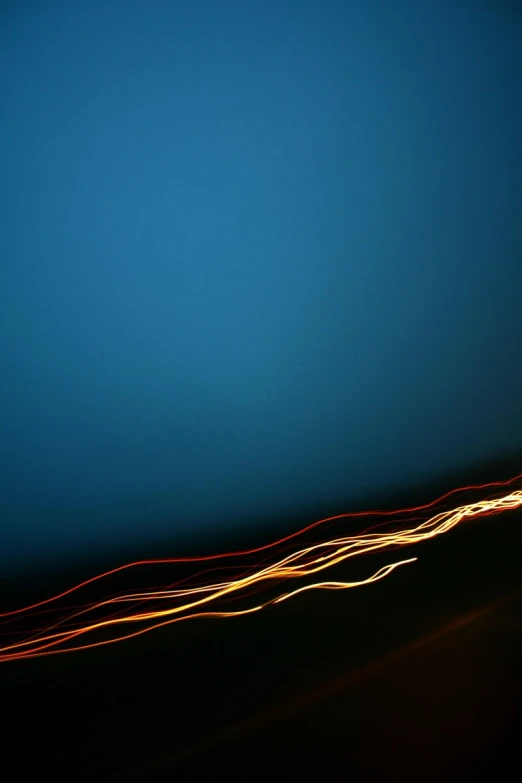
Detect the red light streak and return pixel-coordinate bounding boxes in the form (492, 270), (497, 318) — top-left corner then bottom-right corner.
(0, 474), (521, 662)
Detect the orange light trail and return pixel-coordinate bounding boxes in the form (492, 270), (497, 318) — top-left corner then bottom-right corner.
(1, 474), (521, 662)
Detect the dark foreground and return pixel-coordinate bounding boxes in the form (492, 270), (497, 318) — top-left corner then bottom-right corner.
(1, 474), (521, 782)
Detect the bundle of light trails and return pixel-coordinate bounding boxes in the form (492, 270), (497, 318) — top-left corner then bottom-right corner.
(1, 473), (521, 662)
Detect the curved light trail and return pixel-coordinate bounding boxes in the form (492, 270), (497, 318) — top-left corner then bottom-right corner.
(1, 473), (521, 662)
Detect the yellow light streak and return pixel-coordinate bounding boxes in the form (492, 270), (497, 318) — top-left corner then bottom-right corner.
(0, 474), (521, 662)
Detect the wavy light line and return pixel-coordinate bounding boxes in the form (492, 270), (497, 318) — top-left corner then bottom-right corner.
(1, 475), (521, 662)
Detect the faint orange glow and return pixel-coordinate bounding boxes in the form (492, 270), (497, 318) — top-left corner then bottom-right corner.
(1, 473), (521, 662)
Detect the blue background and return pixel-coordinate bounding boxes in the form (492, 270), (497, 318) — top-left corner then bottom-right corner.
(2, 1), (522, 574)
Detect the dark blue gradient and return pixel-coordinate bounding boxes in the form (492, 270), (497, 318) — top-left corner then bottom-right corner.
(2, 1), (522, 573)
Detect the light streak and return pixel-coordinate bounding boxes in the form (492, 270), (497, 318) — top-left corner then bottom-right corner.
(0, 474), (521, 662)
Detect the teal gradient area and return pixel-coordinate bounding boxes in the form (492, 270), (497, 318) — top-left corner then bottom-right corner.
(1, 1), (522, 572)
